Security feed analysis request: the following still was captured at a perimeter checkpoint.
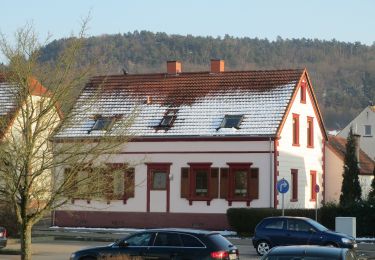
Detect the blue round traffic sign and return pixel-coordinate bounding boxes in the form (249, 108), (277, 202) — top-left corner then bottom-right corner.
(277, 178), (289, 193)
(314, 184), (320, 193)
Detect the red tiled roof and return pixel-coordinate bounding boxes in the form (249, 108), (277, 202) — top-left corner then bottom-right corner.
(88, 69), (304, 106)
(327, 135), (374, 175)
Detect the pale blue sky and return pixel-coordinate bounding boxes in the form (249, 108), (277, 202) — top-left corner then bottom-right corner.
(0, 0), (374, 53)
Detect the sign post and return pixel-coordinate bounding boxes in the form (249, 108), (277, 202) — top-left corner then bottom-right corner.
(276, 178), (289, 216)
(315, 184), (320, 221)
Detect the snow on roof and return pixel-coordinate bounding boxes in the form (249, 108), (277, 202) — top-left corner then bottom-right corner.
(55, 69), (303, 138)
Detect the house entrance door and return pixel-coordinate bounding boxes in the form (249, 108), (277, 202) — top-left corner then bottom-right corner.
(146, 163), (171, 213)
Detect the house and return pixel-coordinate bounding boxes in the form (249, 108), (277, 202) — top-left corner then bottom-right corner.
(53, 60), (327, 230)
(0, 74), (61, 207)
(337, 105), (375, 160)
(325, 135), (374, 202)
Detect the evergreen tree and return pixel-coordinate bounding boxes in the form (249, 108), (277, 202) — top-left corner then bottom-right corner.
(368, 166), (375, 200)
(340, 127), (362, 207)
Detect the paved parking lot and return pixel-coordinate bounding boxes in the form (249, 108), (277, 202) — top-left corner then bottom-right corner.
(1, 238), (374, 259)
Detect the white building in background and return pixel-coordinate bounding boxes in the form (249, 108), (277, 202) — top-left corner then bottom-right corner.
(338, 106), (375, 160)
(53, 60), (327, 230)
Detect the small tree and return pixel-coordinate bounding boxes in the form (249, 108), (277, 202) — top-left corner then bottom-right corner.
(0, 21), (135, 260)
(368, 166), (375, 200)
(339, 127), (362, 207)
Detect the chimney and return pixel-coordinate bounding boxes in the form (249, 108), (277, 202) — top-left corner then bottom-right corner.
(353, 134), (361, 164)
(211, 59), (225, 73)
(167, 61), (181, 74)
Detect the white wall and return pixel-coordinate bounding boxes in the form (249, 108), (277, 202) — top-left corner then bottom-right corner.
(325, 146), (344, 203)
(60, 140), (275, 213)
(338, 106), (375, 160)
(278, 78), (324, 209)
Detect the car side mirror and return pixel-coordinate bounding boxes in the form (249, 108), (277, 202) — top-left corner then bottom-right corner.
(118, 240), (129, 247)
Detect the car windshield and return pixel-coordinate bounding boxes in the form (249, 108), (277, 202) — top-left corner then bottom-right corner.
(305, 219), (329, 231)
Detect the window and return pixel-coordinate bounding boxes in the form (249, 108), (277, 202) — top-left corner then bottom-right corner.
(219, 115), (243, 129)
(365, 125), (372, 136)
(125, 232), (153, 246)
(90, 116), (116, 132)
(180, 234), (205, 248)
(287, 219), (312, 232)
(154, 233), (181, 247)
(152, 171), (167, 190)
(264, 219), (284, 230)
(292, 114), (300, 146)
(158, 109), (178, 128)
(181, 164), (219, 204)
(310, 171), (317, 201)
(300, 83), (307, 103)
(307, 117), (314, 148)
(234, 170), (248, 197)
(105, 164), (135, 202)
(291, 169), (298, 201)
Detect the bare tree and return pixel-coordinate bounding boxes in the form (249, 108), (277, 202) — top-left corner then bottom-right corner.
(0, 21), (135, 260)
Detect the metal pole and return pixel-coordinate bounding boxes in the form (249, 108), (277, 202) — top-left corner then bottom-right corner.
(282, 193), (285, 216)
(315, 193), (318, 221)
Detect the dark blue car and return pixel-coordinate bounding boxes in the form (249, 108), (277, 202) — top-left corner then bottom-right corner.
(252, 216), (357, 256)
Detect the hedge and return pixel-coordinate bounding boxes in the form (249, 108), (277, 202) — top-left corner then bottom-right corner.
(227, 200), (375, 237)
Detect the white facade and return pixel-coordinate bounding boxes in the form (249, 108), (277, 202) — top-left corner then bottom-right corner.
(338, 106), (375, 160)
(60, 140), (274, 213)
(277, 77), (324, 209)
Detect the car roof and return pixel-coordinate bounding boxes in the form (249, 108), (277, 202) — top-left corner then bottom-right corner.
(141, 228), (217, 235)
(267, 245), (347, 257)
(263, 216), (312, 221)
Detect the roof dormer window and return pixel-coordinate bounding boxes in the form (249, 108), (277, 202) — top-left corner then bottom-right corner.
(89, 115), (116, 133)
(219, 115), (243, 129)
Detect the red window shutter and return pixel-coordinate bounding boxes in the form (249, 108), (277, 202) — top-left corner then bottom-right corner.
(310, 171), (317, 201)
(104, 169), (114, 200)
(64, 168), (77, 198)
(291, 169), (298, 201)
(210, 168), (219, 198)
(124, 167), (135, 198)
(292, 114), (300, 146)
(249, 168), (259, 199)
(220, 168), (229, 199)
(181, 167), (190, 198)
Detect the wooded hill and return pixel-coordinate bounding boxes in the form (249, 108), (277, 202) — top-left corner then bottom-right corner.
(38, 31), (375, 130)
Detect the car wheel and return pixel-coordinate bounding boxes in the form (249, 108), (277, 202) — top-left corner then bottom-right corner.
(81, 257), (96, 260)
(256, 240), (271, 256)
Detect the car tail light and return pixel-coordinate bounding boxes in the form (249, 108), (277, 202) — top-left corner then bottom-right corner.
(211, 250), (229, 259)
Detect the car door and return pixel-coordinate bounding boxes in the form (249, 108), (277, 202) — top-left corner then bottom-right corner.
(145, 232), (184, 259)
(260, 218), (286, 246)
(284, 219), (322, 246)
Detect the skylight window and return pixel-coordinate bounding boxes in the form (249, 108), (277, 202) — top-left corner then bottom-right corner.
(90, 116), (116, 132)
(220, 115), (243, 129)
(157, 109), (178, 128)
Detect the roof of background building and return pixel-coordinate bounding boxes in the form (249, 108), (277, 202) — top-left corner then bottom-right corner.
(55, 69), (306, 138)
(327, 135), (374, 175)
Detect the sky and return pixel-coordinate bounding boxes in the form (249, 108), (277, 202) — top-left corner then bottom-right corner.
(0, 0), (374, 62)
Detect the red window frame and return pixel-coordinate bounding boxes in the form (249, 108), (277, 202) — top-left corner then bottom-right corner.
(300, 83), (306, 103)
(188, 163), (212, 202)
(291, 169), (298, 202)
(227, 163), (252, 206)
(292, 114), (300, 146)
(310, 170), (317, 201)
(307, 116), (314, 148)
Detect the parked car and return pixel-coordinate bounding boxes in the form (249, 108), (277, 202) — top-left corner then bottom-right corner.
(260, 245), (358, 260)
(252, 216), (357, 256)
(70, 228), (239, 260)
(0, 227), (7, 249)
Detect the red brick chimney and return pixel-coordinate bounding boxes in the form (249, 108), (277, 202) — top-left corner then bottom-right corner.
(211, 59), (225, 73)
(167, 61), (181, 74)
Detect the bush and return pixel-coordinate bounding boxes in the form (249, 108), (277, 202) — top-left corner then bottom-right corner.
(0, 203), (19, 237)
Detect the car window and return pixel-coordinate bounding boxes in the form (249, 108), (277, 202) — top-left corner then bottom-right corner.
(263, 257), (338, 260)
(180, 234), (205, 248)
(264, 219), (284, 230)
(287, 219), (312, 232)
(207, 233), (232, 248)
(154, 232), (182, 247)
(125, 232), (153, 246)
